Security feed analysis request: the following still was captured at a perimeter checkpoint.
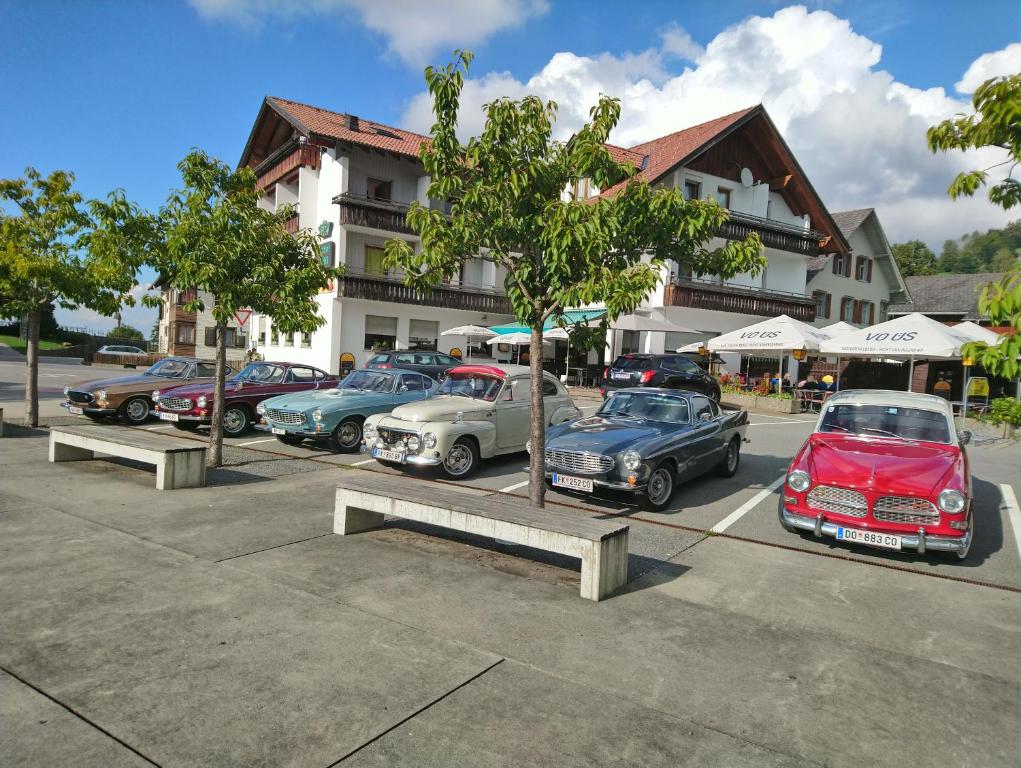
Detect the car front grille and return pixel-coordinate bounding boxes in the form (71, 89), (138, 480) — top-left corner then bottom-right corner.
(544, 449), (615, 475)
(873, 496), (940, 525)
(378, 427), (420, 445)
(160, 397), (193, 412)
(263, 408), (305, 426)
(807, 485), (868, 518)
(66, 390), (93, 404)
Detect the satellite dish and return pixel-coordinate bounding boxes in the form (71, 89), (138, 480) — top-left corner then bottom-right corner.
(740, 167), (754, 188)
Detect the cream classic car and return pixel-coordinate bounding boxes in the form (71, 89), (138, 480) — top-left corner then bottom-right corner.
(363, 363), (582, 479)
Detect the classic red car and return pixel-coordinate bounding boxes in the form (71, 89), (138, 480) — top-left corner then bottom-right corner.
(152, 361), (336, 436)
(779, 389), (972, 559)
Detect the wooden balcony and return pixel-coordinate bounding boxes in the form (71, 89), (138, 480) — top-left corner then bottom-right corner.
(665, 278), (816, 321)
(333, 192), (415, 235)
(337, 270), (512, 314)
(283, 212), (300, 234)
(719, 211), (824, 256)
(255, 140), (321, 190)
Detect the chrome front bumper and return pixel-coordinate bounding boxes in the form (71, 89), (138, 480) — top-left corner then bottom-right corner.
(359, 444), (443, 466)
(61, 403), (116, 416)
(543, 470), (646, 493)
(254, 424), (319, 437)
(780, 507), (972, 554)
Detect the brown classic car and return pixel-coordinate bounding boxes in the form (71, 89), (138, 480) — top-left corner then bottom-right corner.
(62, 357), (232, 425)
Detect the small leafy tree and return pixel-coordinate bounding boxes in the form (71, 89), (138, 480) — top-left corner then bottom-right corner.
(891, 240), (938, 276)
(385, 52), (763, 506)
(929, 74), (1021, 382)
(0, 169), (137, 426)
(150, 151), (339, 466)
(108, 324), (144, 341)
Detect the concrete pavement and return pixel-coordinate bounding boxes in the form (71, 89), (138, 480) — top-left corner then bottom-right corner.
(1, 429), (1018, 766)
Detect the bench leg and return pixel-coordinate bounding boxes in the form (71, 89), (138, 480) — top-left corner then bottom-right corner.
(334, 488), (386, 534)
(579, 532), (629, 601)
(157, 452), (207, 490)
(49, 438), (94, 463)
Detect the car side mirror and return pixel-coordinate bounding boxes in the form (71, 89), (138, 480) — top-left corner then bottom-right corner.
(959, 429), (972, 446)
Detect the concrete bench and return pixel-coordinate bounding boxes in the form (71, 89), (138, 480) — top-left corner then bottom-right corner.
(49, 424), (207, 490)
(334, 473), (629, 601)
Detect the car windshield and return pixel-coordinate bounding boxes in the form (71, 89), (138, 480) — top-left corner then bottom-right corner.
(611, 356), (653, 371)
(233, 363), (285, 384)
(819, 403), (952, 443)
(598, 391), (690, 423)
(145, 359), (190, 378)
(338, 371), (395, 393)
(438, 372), (504, 401)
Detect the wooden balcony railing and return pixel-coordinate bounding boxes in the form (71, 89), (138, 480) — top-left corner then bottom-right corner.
(334, 192), (417, 235)
(719, 211), (824, 256)
(255, 140), (322, 190)
(665, 278), (816, 321)
(283, 212), (300, 234)
(337, 270), (512, 314)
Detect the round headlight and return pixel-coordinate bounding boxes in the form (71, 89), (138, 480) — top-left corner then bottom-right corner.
(311, 409), (323, 422)
(152, 390), (161, 402)
(423, 431), (436, 449)
(407, 435), (421, 452)
(938, 489), (966, 514)
(363, 424), (377, 440)
(256, 402), (266, 415)
(524, 439), (531, 454)
(787, 470), (811, 493)
(622, 450), (642, 471)
(197, 395), (207, 408)
(96, 390), (107, 402)
(375, 437), (385, 448)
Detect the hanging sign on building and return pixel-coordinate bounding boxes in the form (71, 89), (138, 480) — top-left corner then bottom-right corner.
(339, 352), (356, 377)
(318, 220), (333, 238)
(319, 241), (336, 267)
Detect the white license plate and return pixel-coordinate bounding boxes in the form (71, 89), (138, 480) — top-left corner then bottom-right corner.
(271, 427), (286, 435)
(836, 527), (902, 551)
(158, 411), (179, 422)
(611, 371), (630, 380)
(552, 473), (594, 492)
(68, 405), (83, 415)
(373, 447), (405, 463)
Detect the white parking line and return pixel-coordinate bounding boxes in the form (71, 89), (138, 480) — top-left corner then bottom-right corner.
(352, 458), (376, 466)
(238, 438), (276, 446)
(498, 479), (530, 493)
(710, 475), (786, 534)
(746, 420), (807, 427)
(144, 425), (175, 430)
(1000, 484), (1021, 561)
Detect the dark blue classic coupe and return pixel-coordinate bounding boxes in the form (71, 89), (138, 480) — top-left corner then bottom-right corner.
(538, 388), (749, 510)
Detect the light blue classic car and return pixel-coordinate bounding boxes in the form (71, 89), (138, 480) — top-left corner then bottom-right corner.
(254, 368), (438, 452)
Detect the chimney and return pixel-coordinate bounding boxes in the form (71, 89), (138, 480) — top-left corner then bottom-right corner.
(347, 114), (359, 132)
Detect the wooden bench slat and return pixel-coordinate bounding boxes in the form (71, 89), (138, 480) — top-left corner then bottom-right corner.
(336, 472), (627, 542)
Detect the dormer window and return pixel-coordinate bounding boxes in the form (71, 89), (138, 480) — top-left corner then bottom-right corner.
(367, 178), (391, 201)
(683, 180), (701, 201)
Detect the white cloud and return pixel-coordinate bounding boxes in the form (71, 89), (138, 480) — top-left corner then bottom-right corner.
(188, 0), (549, 67)
(659, 23), (703, 62)
(955, 42), (1021, 94)
(400, 5), (1014, 248)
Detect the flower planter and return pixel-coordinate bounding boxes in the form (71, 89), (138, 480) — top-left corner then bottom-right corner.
(721, 391), (799, 415)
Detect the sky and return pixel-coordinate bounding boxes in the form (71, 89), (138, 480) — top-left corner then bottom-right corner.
(2, 0), (1019, 333)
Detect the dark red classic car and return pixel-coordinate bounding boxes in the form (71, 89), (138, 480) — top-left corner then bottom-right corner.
(152, 361), (336, 436)
(779, 389), (973, 559)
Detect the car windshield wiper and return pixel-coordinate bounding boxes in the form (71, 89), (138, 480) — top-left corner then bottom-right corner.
(860, 427), (914, 441)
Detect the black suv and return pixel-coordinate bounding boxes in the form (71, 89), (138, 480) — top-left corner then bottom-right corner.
(366, 350), (462, 381)
(602, 354), (721, 401)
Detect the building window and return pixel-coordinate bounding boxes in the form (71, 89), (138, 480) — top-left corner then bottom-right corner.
(571, 177), (592, 200)
(270, 326), (279, 345)
(285, 332), (294, 346)
(175, 288), (197, 306)
(174, 323), (196, 345)
(365, 245), (387, 276)
(409, 319), (439, 351)
(880, 301), (889, 322)
(204, 327), (245, 348)
(841, 297), (854, 322)
(833, 253), (850, 277)
(620, 329), (641, 354)
(715, 187), (731, 208)
(365, 315), (398, 350)
(367, 178), (392, 201)
(683, 180), (701, 201)
(855, 256), (870, 281)
(258, 330), (266, 345)
(300, 333), (311, 348)
(813, 291), (830, 319)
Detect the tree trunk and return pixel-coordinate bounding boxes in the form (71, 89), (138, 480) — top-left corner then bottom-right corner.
(528, 324), (546, 508)
(23, 306), (40, 428)
(207, 319), (227, 467)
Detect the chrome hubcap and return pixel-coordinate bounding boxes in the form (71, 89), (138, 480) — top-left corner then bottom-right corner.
(444, 445), (473, 476)
(126, 399), (149, 421)
(223, 409), (246, 433)
(648, 468), (672, 505)
(339, 422), (361, 447)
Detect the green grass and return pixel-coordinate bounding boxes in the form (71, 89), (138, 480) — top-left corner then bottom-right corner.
(0, 334), (66, 355)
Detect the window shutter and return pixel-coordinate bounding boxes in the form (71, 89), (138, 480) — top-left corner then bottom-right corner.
(832, 255), (839, 275)
(866, 259), (873, 283)
(844, 254), (852, 277)
(824, 294), (831, 318)
(204, 327), (216, 346)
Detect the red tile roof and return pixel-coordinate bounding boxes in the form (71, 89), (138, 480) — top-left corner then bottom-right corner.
(268, 96), (430, 160)
(600, 106), (756, 197)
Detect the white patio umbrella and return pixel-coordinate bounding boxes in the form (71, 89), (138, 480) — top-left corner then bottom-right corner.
(487, 331), (550, 364)
(819, 312), (972, 392)
(441, 324), (497, 362)
(818, 322), (857, 389)
(708, 314), (831, 392)
(952, 321), (1002, 346)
